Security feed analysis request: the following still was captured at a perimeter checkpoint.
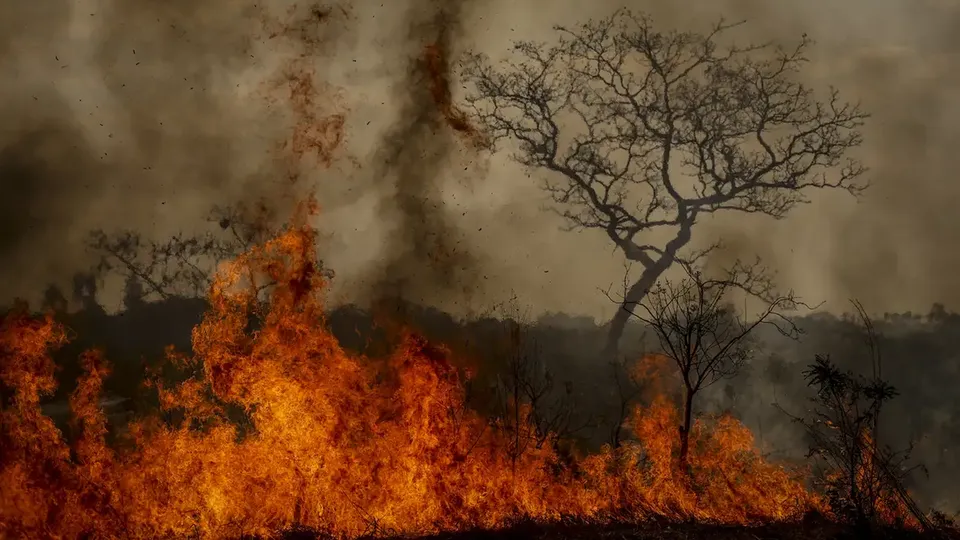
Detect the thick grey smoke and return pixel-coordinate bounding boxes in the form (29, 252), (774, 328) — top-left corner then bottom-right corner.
(355, 0), (487, 313)
(0, 0), (335, 307)
(4, 0), (959, 320)
(443, 0), (960, 319)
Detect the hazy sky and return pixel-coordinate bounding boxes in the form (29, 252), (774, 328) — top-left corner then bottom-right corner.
(3, 0), (960, 320)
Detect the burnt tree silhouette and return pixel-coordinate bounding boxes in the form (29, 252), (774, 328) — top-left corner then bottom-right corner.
(492, 321), (592, 468)
(623, 262), (799, 470)
(86, 200), (332, 303)
(462, 9), (867, 359)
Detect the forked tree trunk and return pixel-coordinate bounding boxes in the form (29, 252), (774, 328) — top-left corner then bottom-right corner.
(602, 223), (691, 361)
(602, 263), (671, 362)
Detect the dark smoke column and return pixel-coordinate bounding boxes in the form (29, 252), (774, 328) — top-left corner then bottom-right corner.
(367, 0), (483, 315)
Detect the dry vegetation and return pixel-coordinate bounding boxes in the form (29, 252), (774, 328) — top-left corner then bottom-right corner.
(1, 7), (957, 540)
(1, 207), (957, 539)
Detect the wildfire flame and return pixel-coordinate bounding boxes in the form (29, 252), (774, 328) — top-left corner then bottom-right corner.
(2, 201), (909, 540)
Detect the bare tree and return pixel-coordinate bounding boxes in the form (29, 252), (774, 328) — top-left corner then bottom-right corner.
(462, 9), (867, 359)
(86, 200), (332, 303)
(493, 321), (592, 469)
(624, 261), (800, 469)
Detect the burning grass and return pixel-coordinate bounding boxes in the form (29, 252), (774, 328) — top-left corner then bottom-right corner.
(0, 204), (925, 539)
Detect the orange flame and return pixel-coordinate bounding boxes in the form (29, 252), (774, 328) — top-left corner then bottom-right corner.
(2, 206), (833, 539)
(819, 429), (921, 528)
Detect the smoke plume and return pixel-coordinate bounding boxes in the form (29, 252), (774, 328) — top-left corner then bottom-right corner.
(358, 0), (486, 313)
(4, 0), (960, 320)
(0, 0), (339, 307)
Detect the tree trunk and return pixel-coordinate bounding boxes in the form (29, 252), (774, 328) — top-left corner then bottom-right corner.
(678, 386), (694, 471)
(602, 262), (672, 362)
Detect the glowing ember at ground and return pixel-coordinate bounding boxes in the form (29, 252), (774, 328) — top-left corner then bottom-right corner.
(0, 203), (928, 539)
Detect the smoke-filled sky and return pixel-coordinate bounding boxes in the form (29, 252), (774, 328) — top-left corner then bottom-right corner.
(3, 0), (960, 320)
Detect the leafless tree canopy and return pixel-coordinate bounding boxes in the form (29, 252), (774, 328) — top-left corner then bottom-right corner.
(631, 262), (799, 390)
(624, 261), (800, 466)
(87, 201), (333, 304)
(461, 9), (868, 356)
